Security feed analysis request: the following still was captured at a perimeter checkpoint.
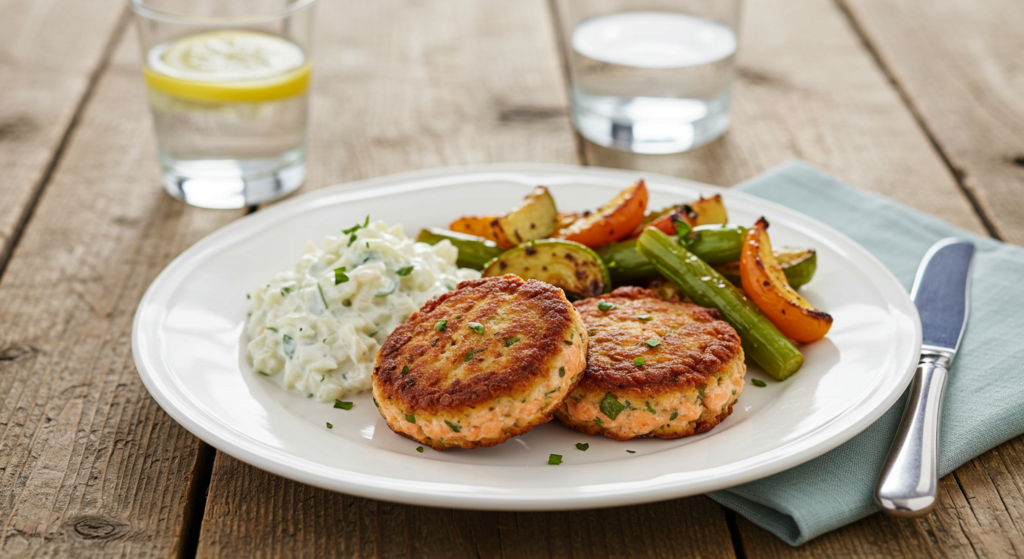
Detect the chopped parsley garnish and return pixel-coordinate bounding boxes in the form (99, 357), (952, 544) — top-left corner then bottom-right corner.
(731, 389), (737, 395)
(558, 366), (566, 378)
(334, 267), (349, 284)
(548, 454), (563, 465)
(752, 379), (767, 387)
(576, 443), (589, 451)
(626, 450), (636, 454)
(401, 365), (409, 376)
(697, 386), (706, 401)
(266, 327), (278, 333)
(594, 417), (605, 427)
(645, 401), (657, 414)
(334, 400), (354, 410)
(597, 300), (617, 312)
(372, 397), (380, 408)
(463, 349), (475, 362)
(317, 283), (329, 309)
(455, 314), (462, 319)
(634, 356), (645, 367)
(396, 266), (414, 276)
(434, 320), (447, 331)
(445, 420), (461, 433)
(599, 393), (626, 420)
(342, 215), (370, 235)
(246, 293), (250, 299)
(326, 422), (333, 429)
(405, 413), (416, 423)
(281, 286), (293, 296)
(564, 332), (574, 345)
(669, 411), (678, 421)
(645, 338), (661, 348)
(468, 322), (484, 334)
(637, 315), (653, 322)
(587, 329), (597, 337)
(416, 446), (424, 453)
(504, 336), (520, 347)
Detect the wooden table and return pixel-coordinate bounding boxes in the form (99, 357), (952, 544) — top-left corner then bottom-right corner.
(2, 0), (1022, 556)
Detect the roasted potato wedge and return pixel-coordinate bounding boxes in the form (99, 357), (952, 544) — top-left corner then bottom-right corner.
(690, 195), (728, 226)
(557, 180), (648, 248)
(740, 218), (832, 343)
(490, 186), (558, 249)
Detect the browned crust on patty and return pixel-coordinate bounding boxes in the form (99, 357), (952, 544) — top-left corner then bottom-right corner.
(374, 275), (585, 413)
(574, 286), (742, 396)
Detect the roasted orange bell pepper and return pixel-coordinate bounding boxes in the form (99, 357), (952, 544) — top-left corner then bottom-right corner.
(449, 215), (501, 242)
(557, 180), (648, 248)
(740, 218), (832, 343)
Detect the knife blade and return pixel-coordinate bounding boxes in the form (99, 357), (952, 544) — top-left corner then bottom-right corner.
(876, 238), (975, 517)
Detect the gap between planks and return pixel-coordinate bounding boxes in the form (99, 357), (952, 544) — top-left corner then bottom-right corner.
(831, 0), (1004, 242)
(0, 7), (133, 281)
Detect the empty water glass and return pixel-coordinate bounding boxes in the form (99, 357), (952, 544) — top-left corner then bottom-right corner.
(558, 0), (743, 154)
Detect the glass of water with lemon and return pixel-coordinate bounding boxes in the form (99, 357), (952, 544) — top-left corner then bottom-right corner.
(131, 0), (315, 209)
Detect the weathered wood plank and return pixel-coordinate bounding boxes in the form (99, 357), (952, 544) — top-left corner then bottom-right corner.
(572, 0), (988, 236)
(0, 0), (128, 270)
(0, 25), (245, 557)
(841, 0), (1024, 245)
(196, 1), (736, 558)
(202, 455), (734, 559)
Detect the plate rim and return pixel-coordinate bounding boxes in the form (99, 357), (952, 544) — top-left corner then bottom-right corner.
(132, 162), (921, 510)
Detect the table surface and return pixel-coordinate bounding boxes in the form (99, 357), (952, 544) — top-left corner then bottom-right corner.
(2, 0), (1023, 557)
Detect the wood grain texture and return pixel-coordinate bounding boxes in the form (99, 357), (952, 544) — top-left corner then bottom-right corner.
(571, 0), (988, 236)
(202, 455), (735, 559)
(0, 0), (128, 269)
(295, 0), (578, 192)
(737, 436), (1024, 557)
(197, 1), (735, 558)
(841, 0), (1024, 245)
(0, 27), (244, 557)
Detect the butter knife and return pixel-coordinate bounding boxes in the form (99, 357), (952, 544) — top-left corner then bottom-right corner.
(875, 238), (975, 517)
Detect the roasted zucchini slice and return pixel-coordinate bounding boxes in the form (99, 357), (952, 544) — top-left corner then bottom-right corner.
(416, 228), (503, 270)
(482, 239), (610, 299)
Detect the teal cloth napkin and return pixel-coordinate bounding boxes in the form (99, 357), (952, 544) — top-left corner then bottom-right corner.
(707, 161), (1024, 546)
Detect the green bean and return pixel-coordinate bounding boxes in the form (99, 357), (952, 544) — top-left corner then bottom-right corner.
(596, 240), (657, 283)
(416, 228), (502, 270)
(637, 229), (803, 380)
(685, 225), (748, 264)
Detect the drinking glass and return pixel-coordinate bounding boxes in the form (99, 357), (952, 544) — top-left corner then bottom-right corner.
(557, 0), (743, 154)
(131, 0), (316, 209)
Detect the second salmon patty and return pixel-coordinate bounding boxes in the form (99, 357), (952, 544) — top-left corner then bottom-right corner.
(555, 286), (745, 440)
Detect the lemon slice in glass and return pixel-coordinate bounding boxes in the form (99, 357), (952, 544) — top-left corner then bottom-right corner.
(144, 30), (311, 103)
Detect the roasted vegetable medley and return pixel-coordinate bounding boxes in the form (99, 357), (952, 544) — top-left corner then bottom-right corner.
(416, 181), (833, 380)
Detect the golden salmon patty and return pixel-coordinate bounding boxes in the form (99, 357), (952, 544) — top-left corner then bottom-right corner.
(555, 286), (745, 440)
(373, 275), (588, 450)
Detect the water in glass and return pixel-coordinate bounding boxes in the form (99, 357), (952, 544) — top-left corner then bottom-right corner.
(570, 11), (737, 154)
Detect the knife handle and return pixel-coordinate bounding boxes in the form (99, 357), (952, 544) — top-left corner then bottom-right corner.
(875, 354), (950, 517)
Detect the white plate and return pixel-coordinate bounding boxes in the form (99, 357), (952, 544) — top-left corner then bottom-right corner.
(133, 164), (920, 510)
